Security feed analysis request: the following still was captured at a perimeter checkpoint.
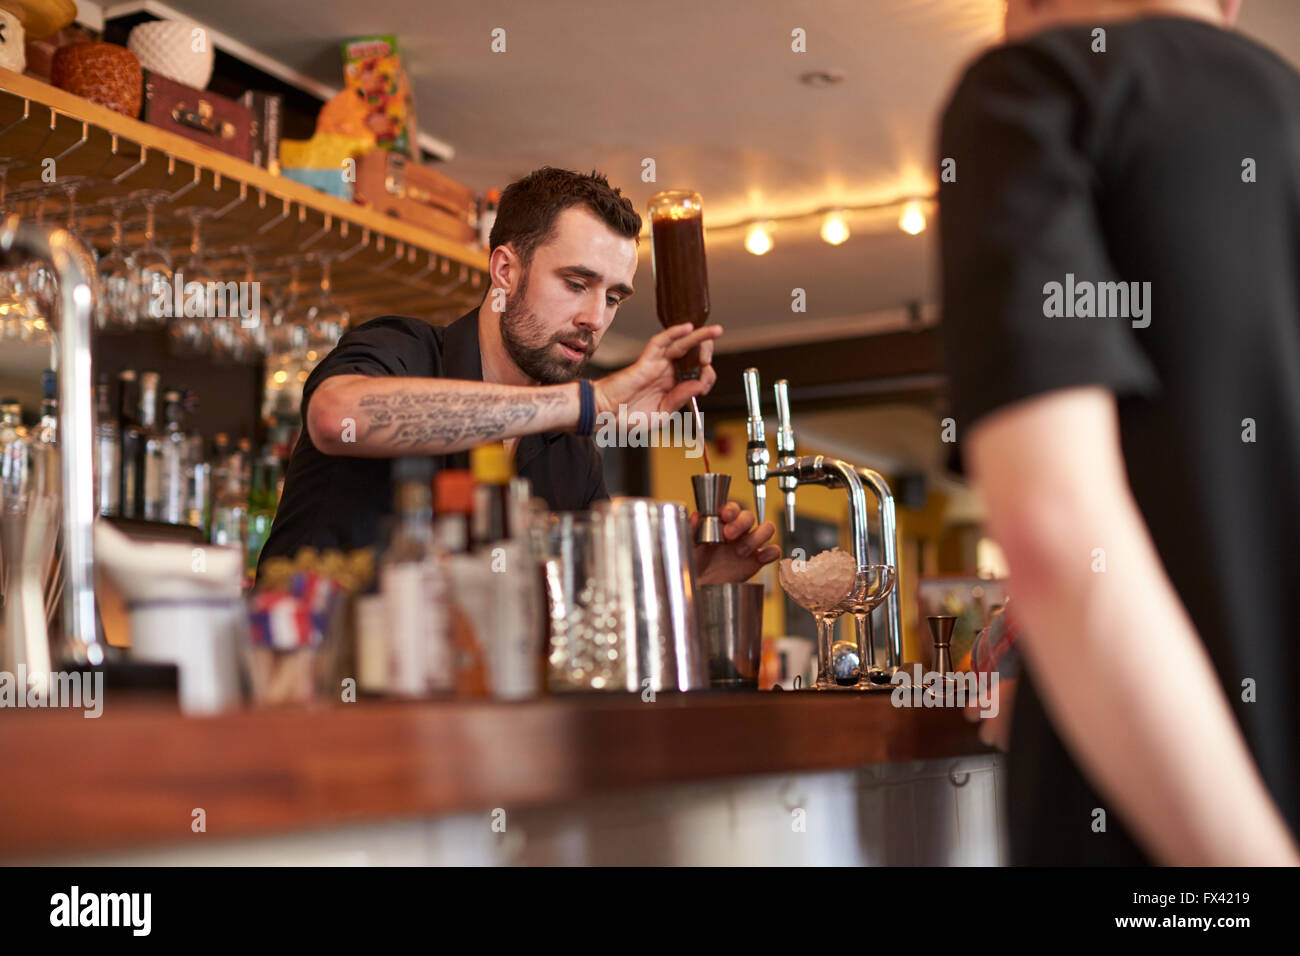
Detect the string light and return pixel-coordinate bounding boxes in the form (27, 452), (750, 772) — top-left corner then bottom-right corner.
(820, 212), (850, 245)
(899, 200), (926, 235)
(745, 222), (774, 256)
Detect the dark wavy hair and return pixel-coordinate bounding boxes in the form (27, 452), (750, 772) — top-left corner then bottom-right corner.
(489, 167), (641, 267)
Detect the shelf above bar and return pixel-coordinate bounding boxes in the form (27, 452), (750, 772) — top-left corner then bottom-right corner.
(0, 67), (488, 326)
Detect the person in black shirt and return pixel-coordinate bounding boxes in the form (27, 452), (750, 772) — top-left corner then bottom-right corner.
(938, 0), (1299, 864)
(261, 167), (779, 585)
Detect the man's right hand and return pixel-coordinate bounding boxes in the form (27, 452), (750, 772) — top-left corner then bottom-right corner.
(592, 322), (723, 418)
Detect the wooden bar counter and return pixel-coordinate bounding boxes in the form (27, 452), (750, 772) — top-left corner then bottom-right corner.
(0, 691), (989, 861)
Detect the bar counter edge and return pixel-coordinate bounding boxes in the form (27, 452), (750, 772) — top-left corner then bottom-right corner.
(0, 692), (989, 861)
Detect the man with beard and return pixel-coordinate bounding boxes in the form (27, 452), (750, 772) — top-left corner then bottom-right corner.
(259, 166), (778, 584)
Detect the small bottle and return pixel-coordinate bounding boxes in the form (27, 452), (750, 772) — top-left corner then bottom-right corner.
(29, 369), (59, 499)
(188, 443), (211, 534)
(210, 464), (249, 556)
(470, 444), (544, 700)
(95, 375), (120, 516)
(380, 456), (453, 697)
(0, 397), (30, 506)
(117, 370), (143, 518)
(435, 468), (489, 698)
(470, 441), (512, 548)
(146, 389), (189, 525)
(138, 372), (163, 520)
(245, 449), (282, 580)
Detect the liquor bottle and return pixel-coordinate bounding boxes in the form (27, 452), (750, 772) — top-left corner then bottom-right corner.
(379, 456), (452, 697)
(145, 389), (189, 525)
(0, 397), (30, 506)
(235, 437), (253, 498)
(469, 443), (544, 700)
(95, 375), (120, 516)
(470, 441), (512, 548)
(245, 449), (282, 579)
(186, 434), (210, 534)
(434, 468), (489, 697)
(29, 369), (59, 499)
(117, 370), (143, 518)
(648, 189), (710, 380)
(210, 464), (248, 555)
(137, 371), (162, 520)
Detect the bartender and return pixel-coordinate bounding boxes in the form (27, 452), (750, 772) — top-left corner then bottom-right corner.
(260, 166), (779, 584)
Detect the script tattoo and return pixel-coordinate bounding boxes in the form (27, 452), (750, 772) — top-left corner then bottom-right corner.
(355, 388), (566, 449)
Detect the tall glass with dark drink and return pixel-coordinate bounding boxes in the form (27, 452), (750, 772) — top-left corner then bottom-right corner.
(649, 190), (710, 381)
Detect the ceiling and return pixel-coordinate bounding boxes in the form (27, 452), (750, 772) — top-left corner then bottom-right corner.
(149, 0), (1300, 363)
(103, 0), (1300, 479)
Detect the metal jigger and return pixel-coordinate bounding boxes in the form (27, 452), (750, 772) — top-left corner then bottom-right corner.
(691, 473), (731, 544)
(926, 615), (957, 693)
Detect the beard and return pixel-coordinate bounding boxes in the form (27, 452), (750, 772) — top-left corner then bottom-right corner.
(499, 277), (594, 384)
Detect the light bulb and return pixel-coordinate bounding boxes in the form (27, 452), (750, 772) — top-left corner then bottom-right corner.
(745, 222), (774, 255)
(820, 213), (850, 245)
(899, 201), (926, 235)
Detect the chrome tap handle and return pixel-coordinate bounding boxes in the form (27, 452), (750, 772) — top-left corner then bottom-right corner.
(742, 368), (769, 523)
(774, 379), (797, 533)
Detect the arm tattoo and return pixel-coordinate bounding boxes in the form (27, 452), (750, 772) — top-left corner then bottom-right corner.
(354, 388), (567, 449)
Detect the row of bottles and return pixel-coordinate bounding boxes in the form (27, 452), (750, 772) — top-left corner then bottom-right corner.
(94, 368), (284, 579)
(0, 369), (61, 510)
(363, 441), (547, 701)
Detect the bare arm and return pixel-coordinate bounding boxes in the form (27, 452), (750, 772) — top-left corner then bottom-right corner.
(307, 321), (723, 457)
(968, 386), (1299, 865)
(308, 375), (577, 456)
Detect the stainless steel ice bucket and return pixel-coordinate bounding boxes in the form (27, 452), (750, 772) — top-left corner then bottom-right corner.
(592, 497), (708, 692)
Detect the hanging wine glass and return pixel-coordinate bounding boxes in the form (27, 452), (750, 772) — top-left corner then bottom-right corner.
(22, 192), (57, 330)
(128, 189), (173, 328)
(0, 160), (33, 342)
(227, 243), (266, 364)
(305, 250), (350, 357)
(93, 198), (140, 330)
(269, 258), (311, 360)
(169, 206), (217, 358)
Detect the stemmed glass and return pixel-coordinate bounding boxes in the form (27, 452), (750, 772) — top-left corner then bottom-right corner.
(21, 192), (56, 331)
(226, 244), (266, 363)
(170, 206), (217, 358)
(0, 161), (36, 341)
(848, 565), (897, 690)
(128, 189), (173, 328)
(305, 251), (350, 355)
(93, 198), (139, 330)
(270, 258), (311, 360)
(778, 548), (860, 690)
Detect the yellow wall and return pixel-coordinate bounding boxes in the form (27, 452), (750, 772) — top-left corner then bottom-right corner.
(648, 418), (955, 662)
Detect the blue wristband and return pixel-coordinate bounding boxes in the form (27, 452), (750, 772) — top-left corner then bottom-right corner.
(576, 379), (596, 436)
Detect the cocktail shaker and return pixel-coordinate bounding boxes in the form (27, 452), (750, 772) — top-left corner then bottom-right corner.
(593, 497), (709, 692)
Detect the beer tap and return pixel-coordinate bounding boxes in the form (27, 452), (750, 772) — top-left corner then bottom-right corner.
(741, 371), (871, 569)
(742, 369), (769, 525)
(774, 379), (797, 534)
(856, 467), (904, 672)
(741, 371), (908, 672)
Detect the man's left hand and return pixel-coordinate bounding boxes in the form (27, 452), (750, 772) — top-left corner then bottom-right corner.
(690, 501), (780, 585)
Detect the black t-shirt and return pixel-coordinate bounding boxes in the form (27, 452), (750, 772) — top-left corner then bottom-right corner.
(258, 309), (608, 573)
(938, 16), (1300, 864)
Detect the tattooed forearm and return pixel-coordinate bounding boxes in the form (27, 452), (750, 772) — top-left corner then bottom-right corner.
(353, 387), (570, 450)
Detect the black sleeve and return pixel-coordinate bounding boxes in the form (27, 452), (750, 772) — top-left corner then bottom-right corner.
(300, 315), (441, 415)
(937, 45), (1158, 431)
